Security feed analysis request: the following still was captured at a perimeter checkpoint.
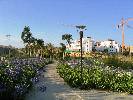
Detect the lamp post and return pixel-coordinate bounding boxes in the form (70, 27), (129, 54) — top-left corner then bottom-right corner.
(76, 25), (86, 83)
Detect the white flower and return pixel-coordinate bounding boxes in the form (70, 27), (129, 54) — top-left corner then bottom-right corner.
(126, 72), (132, 76)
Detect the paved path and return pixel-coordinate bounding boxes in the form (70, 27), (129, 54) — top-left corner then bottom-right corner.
(25, 63), (133, 100)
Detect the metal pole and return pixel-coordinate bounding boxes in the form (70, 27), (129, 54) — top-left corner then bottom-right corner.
(6, 35), (11, 59)
(75, 25), (86, 86)
(9, 47), (10, 59)
(79, 31), (83, 82)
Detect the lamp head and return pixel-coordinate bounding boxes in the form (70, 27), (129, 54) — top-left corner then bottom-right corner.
(76, 25), (86, 29)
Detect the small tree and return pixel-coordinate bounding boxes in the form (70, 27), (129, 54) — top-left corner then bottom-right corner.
(21, 26), (34, 57)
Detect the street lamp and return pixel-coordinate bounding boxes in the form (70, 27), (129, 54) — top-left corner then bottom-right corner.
(76, 25), (86, 84)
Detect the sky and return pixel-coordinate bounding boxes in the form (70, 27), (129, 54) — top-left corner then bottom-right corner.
(0, 0), (133, 48)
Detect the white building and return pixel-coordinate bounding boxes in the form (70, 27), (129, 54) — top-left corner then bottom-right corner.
(94, 39), (120, 53)
(66, 37), (94, 52)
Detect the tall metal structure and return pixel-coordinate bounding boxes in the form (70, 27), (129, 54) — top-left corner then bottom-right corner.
(62, 24), (87, 82)
(117, 18), (133, 52)
(75, 25), (86, 83)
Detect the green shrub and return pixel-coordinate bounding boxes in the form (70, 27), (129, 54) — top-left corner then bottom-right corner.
(103, 56), (133, 69)
(57, 61), (133, 94)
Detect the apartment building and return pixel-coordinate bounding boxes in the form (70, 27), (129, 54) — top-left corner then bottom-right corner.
(94, 39), (120, 53)
(66, 38), (120, 54)
(66, 37), (94, 52)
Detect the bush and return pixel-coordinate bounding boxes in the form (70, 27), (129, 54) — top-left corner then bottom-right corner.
(0, 58), (49, 100)
(103, 56), (133, 69)
(57, 60), (133, 94)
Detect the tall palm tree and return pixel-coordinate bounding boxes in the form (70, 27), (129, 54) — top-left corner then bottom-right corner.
(46, 43), (54, 60)
(36, 39), (44, 57)
(59, 43), (66, 59)
(62, 34), (73, 46)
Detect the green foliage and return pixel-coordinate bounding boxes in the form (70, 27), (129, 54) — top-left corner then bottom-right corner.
(36, 39), (44, 47)
(57, 64), (82, 87)
(21, 26), (34, 44)
(0, 58), (52, 100)
(62, 34), (73, 46)
(21, 26), (45, 57)
(57, 60), (133, 94)
(103, 56), (133, 69)
(103, 49), (108, 53)
(103, 56), (119, 67)
(60, 43), (66, 51)
(123, 51), (129, 56)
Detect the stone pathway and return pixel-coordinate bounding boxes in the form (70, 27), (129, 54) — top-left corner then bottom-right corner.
(25, 62), (133, 100)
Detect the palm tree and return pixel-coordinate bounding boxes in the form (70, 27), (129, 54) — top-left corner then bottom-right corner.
(59, 43), (66, 59)
(60, 43), (66, 51)
(36, 39), (44, 57)
(45, 43), (54, 60)
(62, 34), (73, 46)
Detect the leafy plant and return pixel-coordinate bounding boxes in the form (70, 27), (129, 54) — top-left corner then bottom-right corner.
(57, 59), (133, 94)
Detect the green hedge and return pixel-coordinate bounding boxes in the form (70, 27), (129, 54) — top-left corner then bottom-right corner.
(57, 63), (133, 94)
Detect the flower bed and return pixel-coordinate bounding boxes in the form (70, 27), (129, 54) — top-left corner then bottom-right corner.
(57, 59), (133, 94)
(0, 58), (52, 100)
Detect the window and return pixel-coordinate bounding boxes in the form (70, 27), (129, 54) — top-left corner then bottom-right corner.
(110, 46), (113, 48)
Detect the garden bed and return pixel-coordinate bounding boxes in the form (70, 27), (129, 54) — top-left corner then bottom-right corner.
(0, 58), (52, 100)
(57, 58), (133, 94)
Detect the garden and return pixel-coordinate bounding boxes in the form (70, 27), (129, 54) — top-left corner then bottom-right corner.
(57, 55), (133, 94)
(0, 58), (52, 100)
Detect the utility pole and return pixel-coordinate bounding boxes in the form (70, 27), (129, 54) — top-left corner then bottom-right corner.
(6, 34), (11, 59)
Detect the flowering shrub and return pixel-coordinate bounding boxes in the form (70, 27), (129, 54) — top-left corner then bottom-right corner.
(0, 58), (52, 100)
(57, 59), (133, 94)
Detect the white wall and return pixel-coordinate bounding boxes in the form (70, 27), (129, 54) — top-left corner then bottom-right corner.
(66, 37), (93, 52)
(66, 38), (120, 53)
(94, 40), (120, 53)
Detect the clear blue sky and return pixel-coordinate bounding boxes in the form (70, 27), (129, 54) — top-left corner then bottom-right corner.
(0, 0), (133, 48)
